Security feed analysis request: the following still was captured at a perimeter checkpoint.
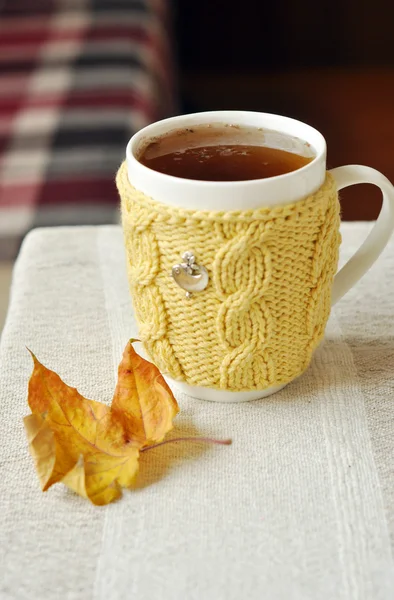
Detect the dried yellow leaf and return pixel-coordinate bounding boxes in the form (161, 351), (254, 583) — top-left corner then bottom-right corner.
(24, 341), (178, 505)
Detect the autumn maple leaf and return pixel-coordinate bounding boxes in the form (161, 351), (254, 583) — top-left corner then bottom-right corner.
(24, 341), (179, 505)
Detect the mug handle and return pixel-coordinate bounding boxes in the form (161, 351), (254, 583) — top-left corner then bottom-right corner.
(329, 165), (394, 305)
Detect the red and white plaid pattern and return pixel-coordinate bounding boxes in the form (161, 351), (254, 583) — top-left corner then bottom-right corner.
(0, 0), (175, 259)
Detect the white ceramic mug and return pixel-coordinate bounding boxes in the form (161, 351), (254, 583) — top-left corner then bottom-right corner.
(126, 111), (394, 402)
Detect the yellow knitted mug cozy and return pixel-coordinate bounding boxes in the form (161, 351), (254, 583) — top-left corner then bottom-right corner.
(117, 162), (341, 392)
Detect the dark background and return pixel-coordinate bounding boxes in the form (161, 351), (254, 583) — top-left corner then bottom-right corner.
(174, 0), (394, 219)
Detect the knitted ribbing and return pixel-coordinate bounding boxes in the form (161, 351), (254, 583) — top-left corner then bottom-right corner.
(117, 162), (341, 391)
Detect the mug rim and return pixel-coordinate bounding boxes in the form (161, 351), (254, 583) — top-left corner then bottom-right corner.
(126, 110), (327, 189)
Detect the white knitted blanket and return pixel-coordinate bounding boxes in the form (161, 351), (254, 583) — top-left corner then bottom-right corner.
(0, 224), (393, 600)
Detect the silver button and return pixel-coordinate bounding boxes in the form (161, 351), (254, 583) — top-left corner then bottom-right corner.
(171, 251), (209, 298)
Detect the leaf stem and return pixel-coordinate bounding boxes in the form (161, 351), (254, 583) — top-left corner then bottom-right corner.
(141, 436), (232, 452)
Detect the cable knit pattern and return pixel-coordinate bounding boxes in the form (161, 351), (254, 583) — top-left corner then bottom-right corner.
(212, 220), (276, 390)
(117, 162), (341, 391)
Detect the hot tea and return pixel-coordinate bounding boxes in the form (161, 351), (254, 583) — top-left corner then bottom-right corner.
(138, 123), (314, 181)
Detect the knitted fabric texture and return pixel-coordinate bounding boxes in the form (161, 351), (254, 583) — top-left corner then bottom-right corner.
(117, 162), (341, 391)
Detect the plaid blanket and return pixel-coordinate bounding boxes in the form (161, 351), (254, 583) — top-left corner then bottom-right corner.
(0, 0), (175, 259)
